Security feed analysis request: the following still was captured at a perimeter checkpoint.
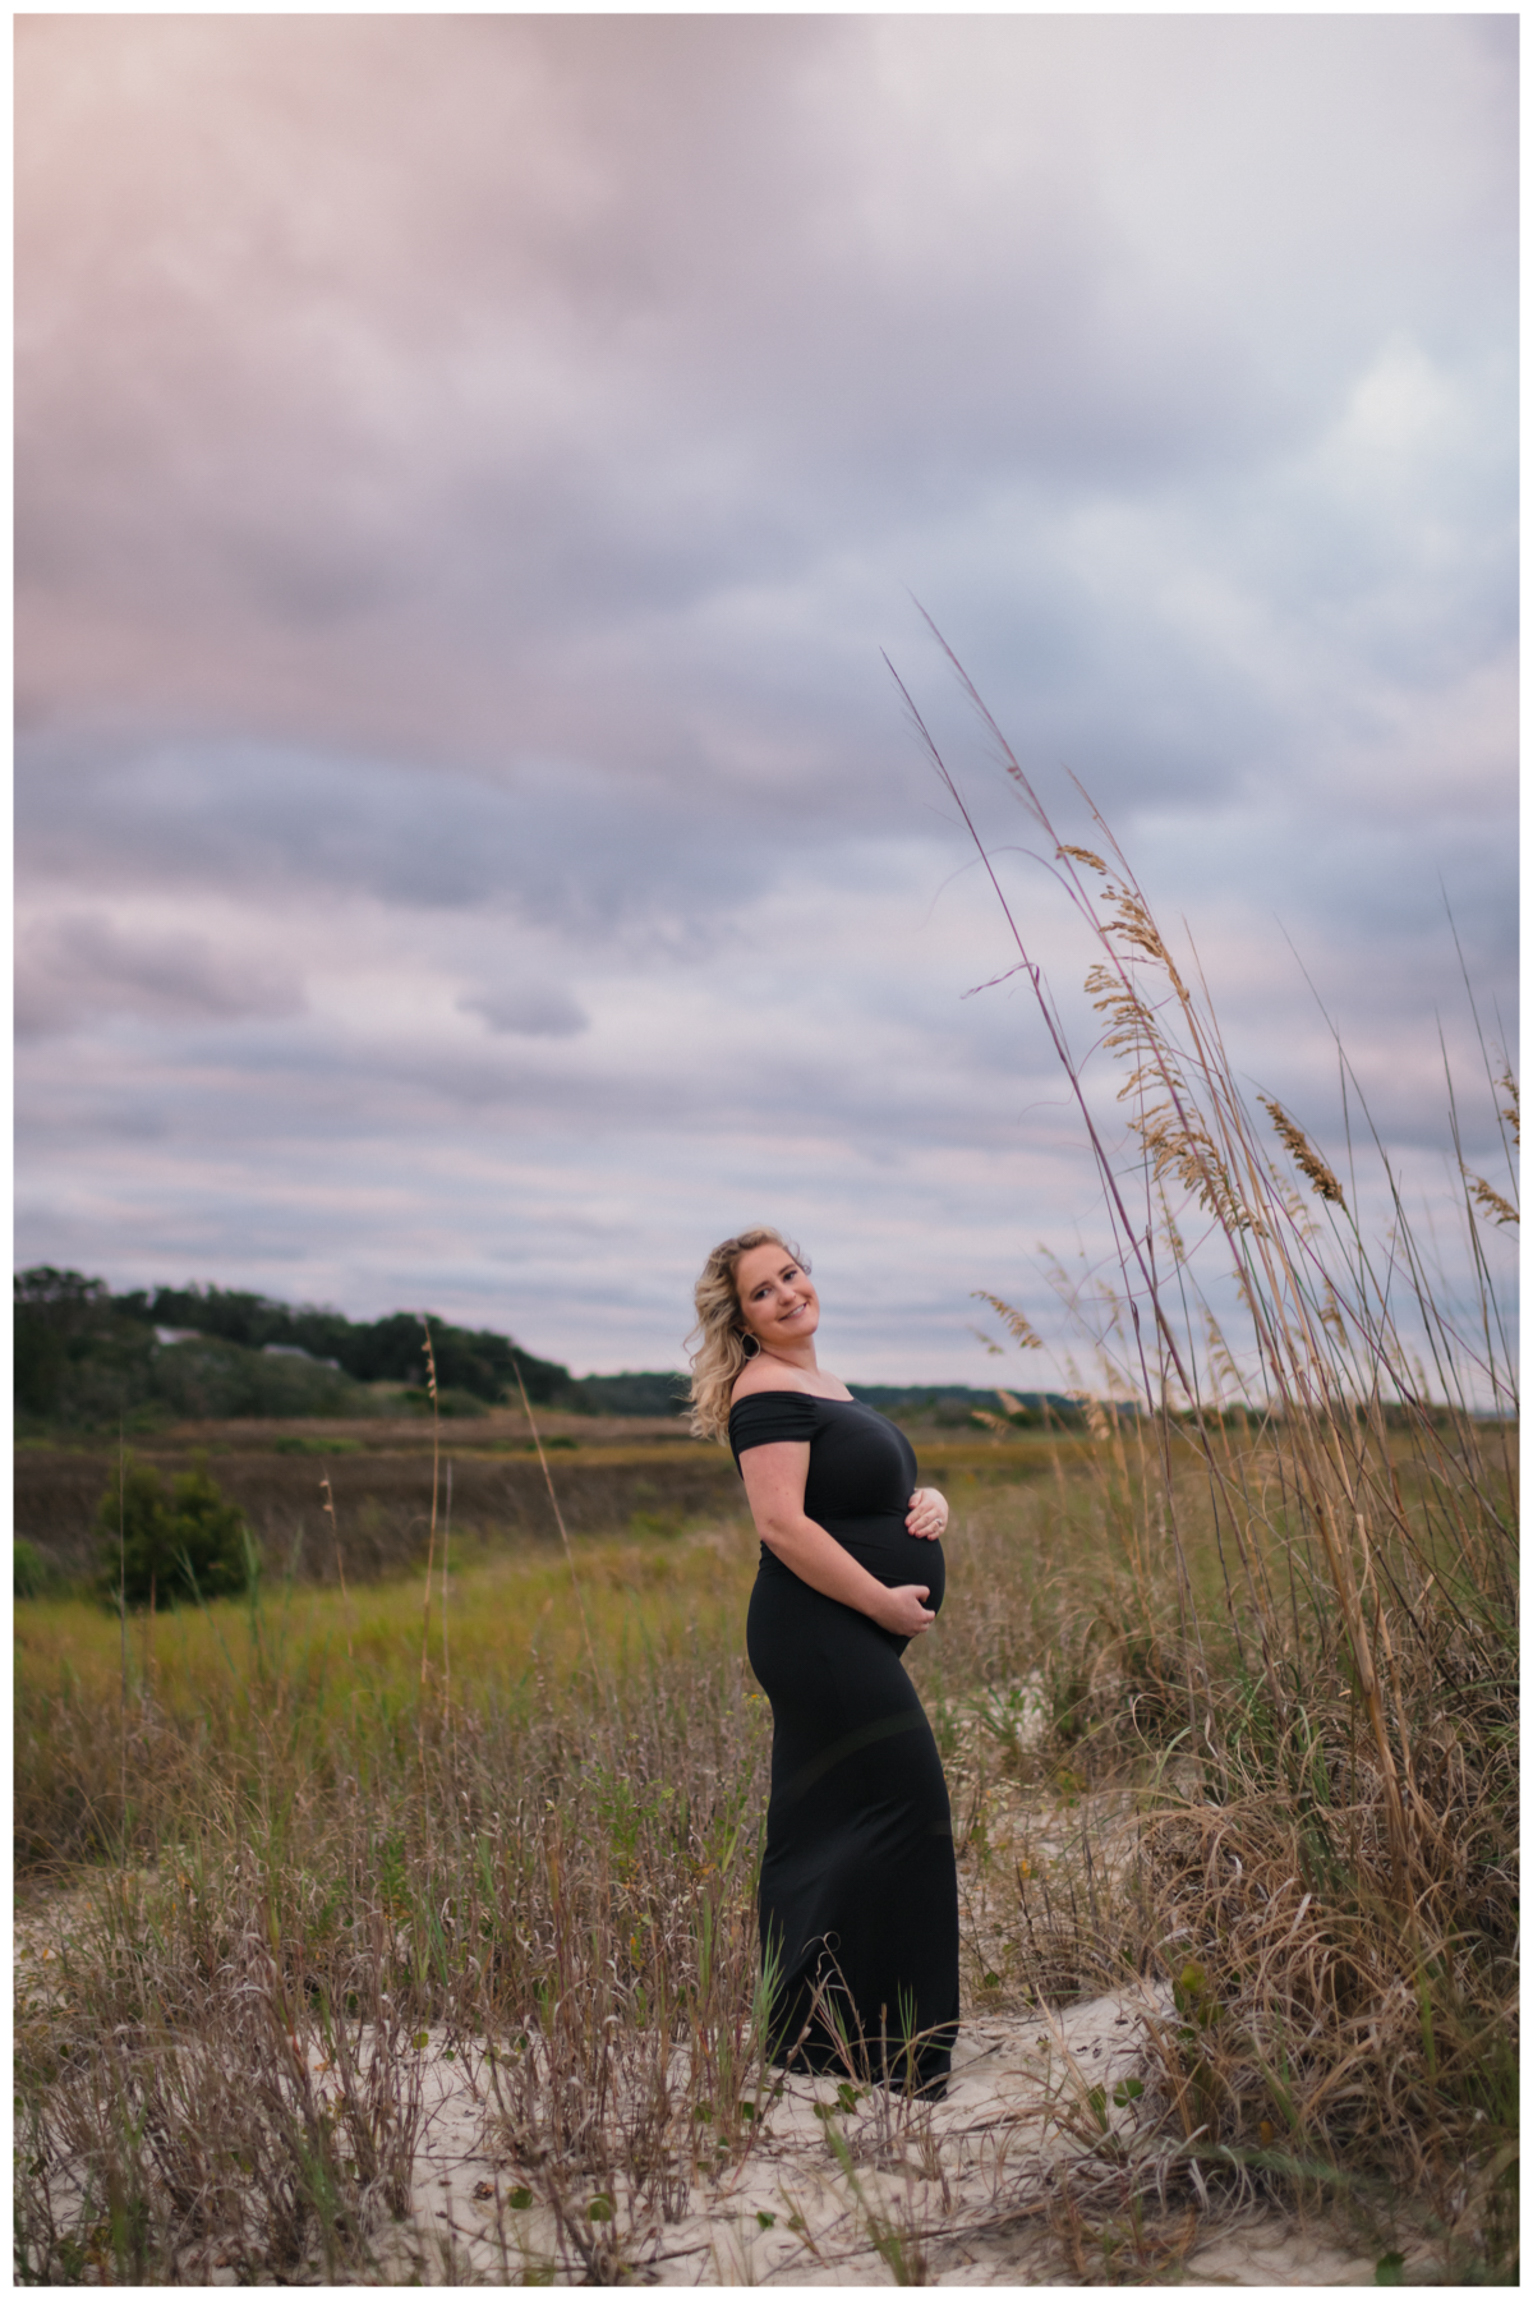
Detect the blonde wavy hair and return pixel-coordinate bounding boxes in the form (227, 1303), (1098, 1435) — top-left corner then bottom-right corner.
(686, 1226), (809, 1445)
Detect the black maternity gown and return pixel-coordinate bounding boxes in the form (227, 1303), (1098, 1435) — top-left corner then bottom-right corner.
(731, 1391), (960, 2093)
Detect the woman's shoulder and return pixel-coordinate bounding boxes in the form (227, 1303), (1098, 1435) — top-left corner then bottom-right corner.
(727, 1383), (818, 1429)
(727, 1387), (821, 1460)
(728, 1370), (853, 1408)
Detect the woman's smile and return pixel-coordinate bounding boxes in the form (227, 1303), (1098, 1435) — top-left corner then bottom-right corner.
(734, 1244), (822, 1355)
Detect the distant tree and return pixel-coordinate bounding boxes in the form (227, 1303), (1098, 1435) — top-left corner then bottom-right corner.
(147, 1333), (368, 1421)
(574, 1372), (690, 1417)
(15, 1267), (156, 1425)
(115, 1282), (578, 1407)
(95, 1456), (255, 1610)
(133, 1283), (293, 1351)
(325, 1309), (576, 1404)
(15, 1267), (113, 1416)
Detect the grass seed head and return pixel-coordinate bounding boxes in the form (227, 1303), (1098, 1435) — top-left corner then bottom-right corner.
(1259, 1096), (1346, 1206)
(971, 1290), (1044, 1350)
(1463, 1169), (1518, 1227)
(1497, 1065), (1518, 1144)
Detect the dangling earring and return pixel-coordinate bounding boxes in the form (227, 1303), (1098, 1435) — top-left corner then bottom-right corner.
(738, 1332), (761, 1360)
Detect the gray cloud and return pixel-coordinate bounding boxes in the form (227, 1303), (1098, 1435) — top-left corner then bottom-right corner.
(15, 737), (780, 948)
(460, 983), (589, 1039)
(15, 911), (305, 1040)
(17, 21), (1513, 780)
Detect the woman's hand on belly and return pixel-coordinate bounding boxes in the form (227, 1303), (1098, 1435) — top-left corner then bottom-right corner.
(905, 1487), (949, 1541)
(878, 1582), (937, 1638)
(741, 1443), (938, 1635)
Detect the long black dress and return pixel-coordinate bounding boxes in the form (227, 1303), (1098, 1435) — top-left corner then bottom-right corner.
(730, 1390), (960, 2092)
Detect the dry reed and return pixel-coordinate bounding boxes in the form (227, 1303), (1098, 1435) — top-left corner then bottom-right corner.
(889, 627), (1517, 2272)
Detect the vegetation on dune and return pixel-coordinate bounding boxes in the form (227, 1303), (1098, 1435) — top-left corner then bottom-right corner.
(15, 1535), (770, 2283)
(13, 673), (1517, 2281)
(14, 1272), (379, 1431)
(13, 1422), (1515, 2280)
(108, 1279), (578, 1407)
(892, 642), (1517, 2272)
(13, 1269), (583, 1431)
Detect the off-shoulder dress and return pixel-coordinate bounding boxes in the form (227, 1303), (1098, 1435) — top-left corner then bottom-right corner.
(729, 1390), (959, 2091)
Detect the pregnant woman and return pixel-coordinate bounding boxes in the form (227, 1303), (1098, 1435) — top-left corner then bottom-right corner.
(688, 1227), (960, 2094)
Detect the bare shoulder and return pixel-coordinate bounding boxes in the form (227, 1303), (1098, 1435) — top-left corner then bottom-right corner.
(728, 1367), (854, 1406)
(729, 1366), (813, 1408)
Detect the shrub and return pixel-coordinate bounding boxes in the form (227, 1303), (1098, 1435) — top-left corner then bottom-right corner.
(14, 1538), (62, 1600)
(95, 1455), (256, 1610)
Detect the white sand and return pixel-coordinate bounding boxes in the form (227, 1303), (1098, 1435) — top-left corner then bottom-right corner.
(377, 1991), (1409, 2286)
(17, 1870), (1433, 2285)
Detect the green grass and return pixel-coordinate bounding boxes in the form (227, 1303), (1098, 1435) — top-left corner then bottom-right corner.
(16, 1526), (759, 1864)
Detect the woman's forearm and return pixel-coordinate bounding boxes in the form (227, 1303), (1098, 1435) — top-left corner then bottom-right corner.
(758, 1512), (905, 1624)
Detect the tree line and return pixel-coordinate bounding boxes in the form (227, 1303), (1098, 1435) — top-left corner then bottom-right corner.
(13, 1267), (689, 1430)
(15, 1266), (1091, 1435)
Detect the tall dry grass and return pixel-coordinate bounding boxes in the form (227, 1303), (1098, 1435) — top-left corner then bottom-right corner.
(16, 1534), (775, 2281)
(888, 634), (1517, 2264)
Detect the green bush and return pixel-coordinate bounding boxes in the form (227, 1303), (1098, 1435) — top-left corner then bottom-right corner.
(14, 1539), (62, 1600)
(95, 1456), (256, 1611)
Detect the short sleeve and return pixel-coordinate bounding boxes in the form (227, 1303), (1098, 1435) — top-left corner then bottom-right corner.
(728, 1390), (819, 1465)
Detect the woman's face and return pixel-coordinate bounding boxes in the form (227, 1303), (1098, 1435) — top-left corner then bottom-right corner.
(734, 1243), (819, 1352)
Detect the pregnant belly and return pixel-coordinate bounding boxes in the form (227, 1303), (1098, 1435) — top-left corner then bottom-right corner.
(749, 1518), (948, 1683)
(812, 1513), (947, 1614)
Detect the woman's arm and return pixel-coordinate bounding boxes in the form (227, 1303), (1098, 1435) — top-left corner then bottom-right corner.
(740, 1442), (936, 1638)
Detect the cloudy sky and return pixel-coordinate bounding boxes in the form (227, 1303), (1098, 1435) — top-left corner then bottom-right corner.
(16, 14), (1517, 1382)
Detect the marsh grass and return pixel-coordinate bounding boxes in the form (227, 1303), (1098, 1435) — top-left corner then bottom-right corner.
(14, 1431), (743, 1584)
(14, 666), (1517, 2279)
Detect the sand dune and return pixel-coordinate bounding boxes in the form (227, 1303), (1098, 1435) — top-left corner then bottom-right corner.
(377, 1992), (1400, 2287)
